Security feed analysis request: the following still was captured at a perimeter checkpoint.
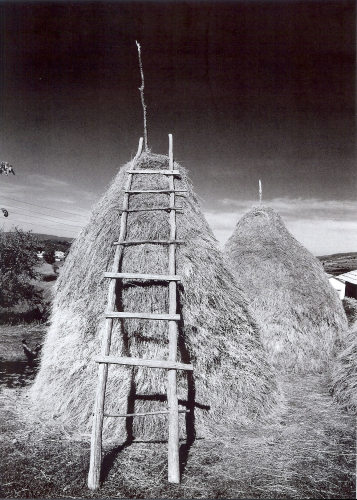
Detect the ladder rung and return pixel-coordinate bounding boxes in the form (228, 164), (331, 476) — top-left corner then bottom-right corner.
(113, 239), (185, 246)
(126, 169), (181, 176)
(105, 312), (180, 320)
(93, 355), (193, 371)
(104, 272), (181, 281)
(104, 410), (190, 417)
(125, 189), (187, 194)
(119, 207), (183, 213)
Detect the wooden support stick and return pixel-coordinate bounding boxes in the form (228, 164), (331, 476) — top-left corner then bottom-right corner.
(118, 207), (183, 213)
(126, 169), (181, 176)
(93, 355), (193, 371)
(125, 189), (187, 194)
(105, 311), (180, 321)
(104, 410), (190, 417)
(167, 133), (180, 483)
(88, 138), (143, 491)
(104, 272), (181, 281)
(259, 179), (262, 205)
(114, 239), (185, 246)
(136, 42), (148, 151)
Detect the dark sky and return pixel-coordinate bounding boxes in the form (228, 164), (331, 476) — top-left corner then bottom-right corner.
(0, 1), (356, 253)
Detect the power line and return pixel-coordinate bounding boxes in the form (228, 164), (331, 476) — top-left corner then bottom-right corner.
(3, 204), (88, 226)
(0, 195), (91, 218)
(3, 216), (80, 236)
(6, 208), (86, 228)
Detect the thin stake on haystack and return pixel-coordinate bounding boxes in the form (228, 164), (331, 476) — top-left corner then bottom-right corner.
(88, 137), (144, 490)
(259, 180), (262, 205)
(136, 41), (148, 152)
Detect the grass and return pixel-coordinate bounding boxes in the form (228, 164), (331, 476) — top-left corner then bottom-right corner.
(0, 324), (47, 361)
(0, 368), (355, 499)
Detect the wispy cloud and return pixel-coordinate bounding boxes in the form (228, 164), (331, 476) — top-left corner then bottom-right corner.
(0, 173), (96, 237)
(220, 197), (357, 221)
(204, 197), (357, 255)
(27, 174), (70, 188)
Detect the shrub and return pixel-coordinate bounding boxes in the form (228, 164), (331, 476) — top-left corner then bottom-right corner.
(0, 227), (43, 309)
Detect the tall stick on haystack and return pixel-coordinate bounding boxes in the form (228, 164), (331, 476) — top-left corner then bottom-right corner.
(136, 41), (148, 152)
(259, 180), (262, 205)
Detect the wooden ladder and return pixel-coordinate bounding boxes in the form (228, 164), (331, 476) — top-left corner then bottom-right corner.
(88, 135), (193, 490)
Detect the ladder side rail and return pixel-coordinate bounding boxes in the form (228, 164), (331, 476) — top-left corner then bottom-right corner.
(88, 137), (143, 490)
(167, 133), (180, 483)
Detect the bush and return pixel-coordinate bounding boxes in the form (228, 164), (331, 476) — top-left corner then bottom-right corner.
(0, 227), (44, 309)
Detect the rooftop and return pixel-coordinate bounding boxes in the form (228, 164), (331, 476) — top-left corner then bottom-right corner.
(337, 270), (357, 285)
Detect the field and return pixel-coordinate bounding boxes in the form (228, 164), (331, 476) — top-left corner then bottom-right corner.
(0, 251), (356, 498)
(318, 252), (357, 276)
(0, 324), (355, 499)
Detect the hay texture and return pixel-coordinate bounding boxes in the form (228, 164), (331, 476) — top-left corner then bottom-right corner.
(224, 206), (347, 373)
(330, 317), (357, 413)
(29, 153), (281, 441)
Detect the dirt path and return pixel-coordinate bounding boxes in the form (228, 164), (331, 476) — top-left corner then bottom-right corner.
(0, 369), (355, 499)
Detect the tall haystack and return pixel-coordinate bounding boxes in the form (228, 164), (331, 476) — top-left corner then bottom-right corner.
(224, 206), (348, 373)
(29, 152), (281, 441)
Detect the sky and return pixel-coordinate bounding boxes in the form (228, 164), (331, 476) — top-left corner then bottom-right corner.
(0, 0), (355, 256)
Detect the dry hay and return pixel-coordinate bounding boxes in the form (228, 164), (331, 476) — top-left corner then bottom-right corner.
(342, 297), (357, 327)
(330, 318), (357, 413)
(28, 152), (282, 442)
(224, 206), (348, 373)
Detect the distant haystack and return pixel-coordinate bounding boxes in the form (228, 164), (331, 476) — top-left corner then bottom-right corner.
(330, 320), (357, 413)
(29, 154), (281, 441)
(224, 206), (347, 373)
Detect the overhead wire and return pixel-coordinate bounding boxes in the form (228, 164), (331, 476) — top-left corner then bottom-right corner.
(0, 195), (91, 218)
(2, 216), (80, 236)
(5, 208), (86, 228)
(3, 205), (88, 227)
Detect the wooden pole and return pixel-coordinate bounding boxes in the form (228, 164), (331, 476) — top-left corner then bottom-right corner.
(88, 138), (143, 490)
(135, 42), (148, 152)
(167, 133), (180, 483)
(259, 179), (262, 205)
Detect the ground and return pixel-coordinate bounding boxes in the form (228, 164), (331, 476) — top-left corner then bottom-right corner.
(0, 324), (355, 499)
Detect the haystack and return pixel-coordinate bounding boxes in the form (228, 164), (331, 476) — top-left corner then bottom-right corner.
(29, 152), (281, 441)
(330, 322), (357, 413)
(224, 206), (347, 373)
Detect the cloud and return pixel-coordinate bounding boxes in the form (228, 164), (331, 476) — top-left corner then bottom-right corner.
(0, 173), (95, 237)
(220, 197), (357, 221)
(204, 197), (357, 255)
(27, 174), (70, 188)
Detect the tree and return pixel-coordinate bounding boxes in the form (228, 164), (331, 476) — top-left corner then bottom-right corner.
(43, 247), (56, 265)
(0, 227), (43, 309)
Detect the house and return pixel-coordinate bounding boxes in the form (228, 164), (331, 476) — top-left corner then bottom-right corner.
(336, 270), (357, 300)
(327, 274), (346, 300)
(54, 250), (65, 261)
(36, 251), (45, 259)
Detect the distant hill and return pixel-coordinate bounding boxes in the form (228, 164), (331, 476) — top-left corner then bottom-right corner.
(317, 252), (357, 276)
(34, 233), (74, 243)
